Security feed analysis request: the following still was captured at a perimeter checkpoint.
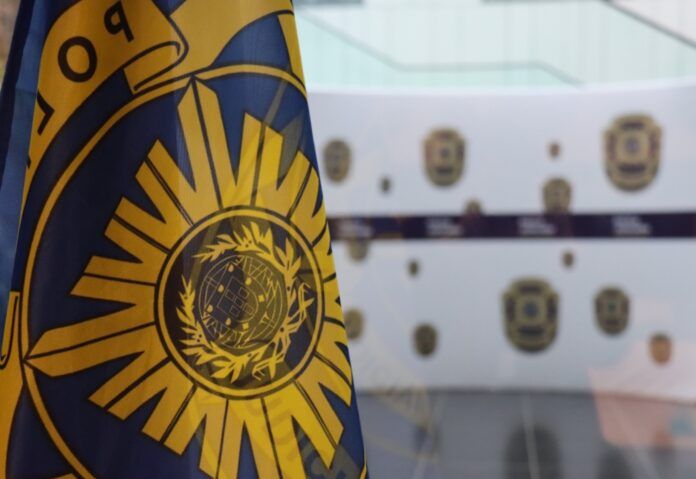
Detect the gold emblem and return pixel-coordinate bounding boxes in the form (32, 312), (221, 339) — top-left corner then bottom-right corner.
(605, 114), (662, 191)
(503, 278), (558, 352)
(414, 324), (437, 357)
(424, 129), (465, 187)
(595, 287), (629, 336)
(543, 177), (572, 214)
(323, 139), (351, 183)
(25, 82), (353, 478)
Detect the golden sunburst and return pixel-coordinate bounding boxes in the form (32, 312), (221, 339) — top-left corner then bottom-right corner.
(25, 79), (354, 479)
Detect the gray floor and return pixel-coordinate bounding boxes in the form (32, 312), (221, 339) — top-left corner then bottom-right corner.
(357, 391), (696, 479)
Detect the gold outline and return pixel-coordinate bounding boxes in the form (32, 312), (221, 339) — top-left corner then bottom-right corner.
(157, 208), (323, 399)
(21, 64), (306, 479)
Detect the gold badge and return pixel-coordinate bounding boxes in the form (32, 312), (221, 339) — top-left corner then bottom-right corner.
(605, 114), (662, 191)
(503, 278), (559, 352)
(543, 178), (572, 214)
(595, 287), (629, 336)
(323, 139), (351, 183)
(424, 129), (465, 187)
(414, 324), (437, 357)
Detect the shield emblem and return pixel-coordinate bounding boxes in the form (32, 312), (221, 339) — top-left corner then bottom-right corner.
(543, 178), (572, 214)
(503, 278), (559, 353)
(605, 114), (662, 191)
(424, 129), (465, 187)
(595, 287), (630, 336)
(323, 139), (351, 183)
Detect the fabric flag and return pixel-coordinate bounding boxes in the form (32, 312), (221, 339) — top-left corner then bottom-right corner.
(0, 1), (367, 478)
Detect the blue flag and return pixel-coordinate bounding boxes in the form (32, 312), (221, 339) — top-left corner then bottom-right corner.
(0, 1), (367, 478)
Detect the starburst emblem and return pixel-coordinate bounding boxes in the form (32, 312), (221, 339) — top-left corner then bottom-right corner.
(25, 80), (354, 478)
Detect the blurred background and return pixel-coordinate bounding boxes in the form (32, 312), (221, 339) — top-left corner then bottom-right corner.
(5, 0), (696, 478)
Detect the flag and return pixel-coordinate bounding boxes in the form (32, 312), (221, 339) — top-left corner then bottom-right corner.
(0, 1), (367, 477)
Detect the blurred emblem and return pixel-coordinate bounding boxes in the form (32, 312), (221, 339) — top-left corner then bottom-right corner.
(347, 238), (369, 262)
(605, 114), (661, 191)
(595, 287), (629, 336)
(323, 139), (351, 183)
(414, 324), (437, 357)
(543, 178), (572, 214)
(344, 309), (364, 341)
(424, 129), (465, 187)
(562, 250), (575, 269)
(503, 278), (559, 352)
(380, 176), (392, 194)
(408, 259), (420, 277)
(465, 199), (483, 217)
(650, 333), (672, 365)
(548, 142), (561, 160)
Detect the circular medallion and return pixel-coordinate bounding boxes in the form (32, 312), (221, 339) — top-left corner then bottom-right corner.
(158, 209), (322, 398)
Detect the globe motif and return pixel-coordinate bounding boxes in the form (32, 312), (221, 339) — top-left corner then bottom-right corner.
(197, 253), (287, 355)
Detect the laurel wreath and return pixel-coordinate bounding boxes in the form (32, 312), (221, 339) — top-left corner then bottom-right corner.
(177, 222), (314, 383)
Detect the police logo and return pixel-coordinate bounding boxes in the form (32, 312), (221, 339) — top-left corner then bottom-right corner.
(650, 333), (672, 365)
(503, 279), (559, 353)
(414, 324), (437, 357)
(543, 178), (572, 214)
(323, 139), (351, 183)
(605, 114), (662, 191)
(161, 210), (320, 395)
(595, 287), (629, 336)
(424, 129), (465, 187)
(16, 4), (360, 475)
(344, 309), (364, 341)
